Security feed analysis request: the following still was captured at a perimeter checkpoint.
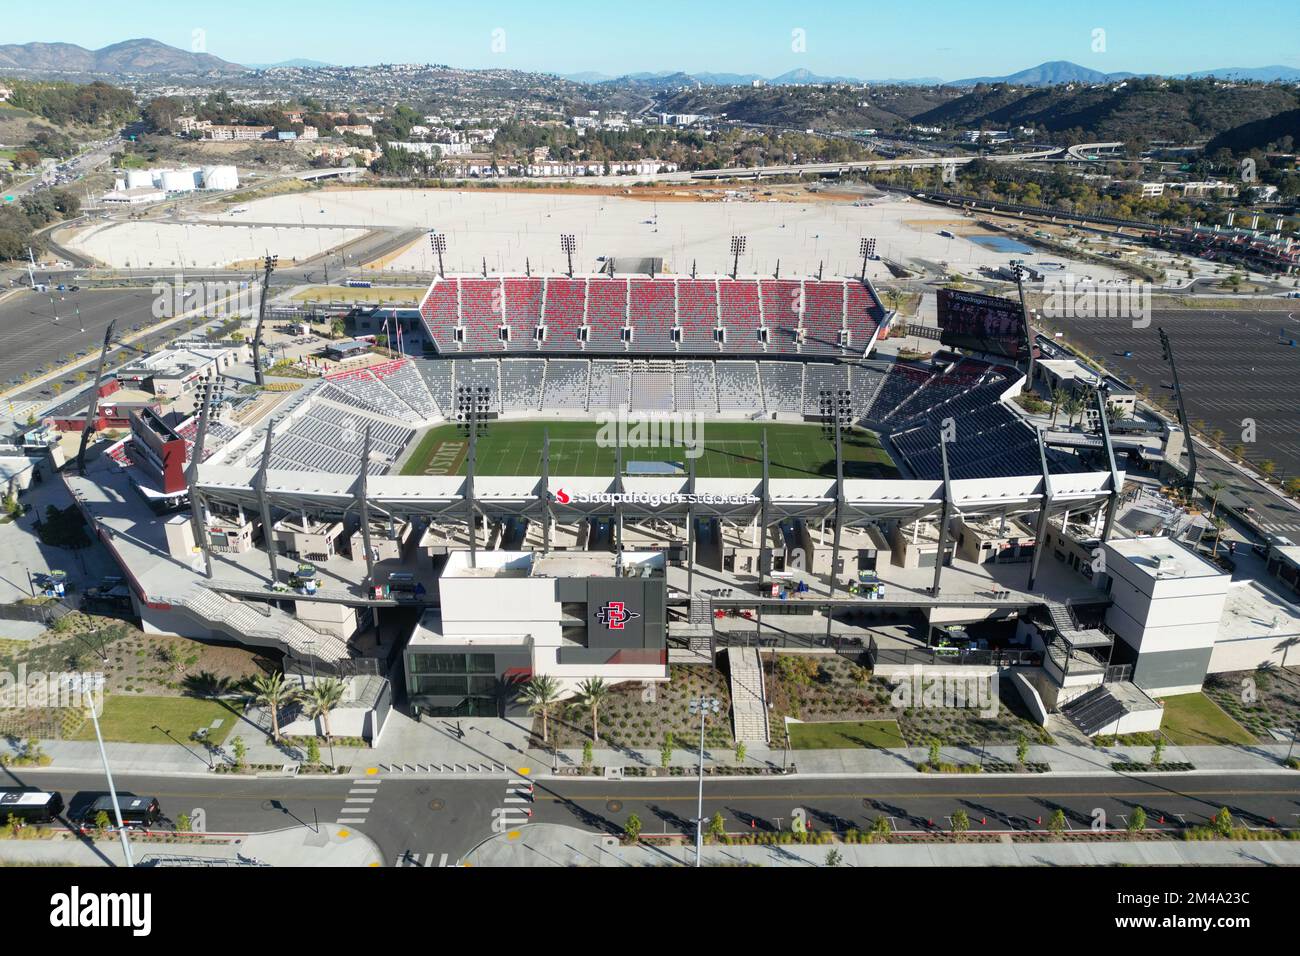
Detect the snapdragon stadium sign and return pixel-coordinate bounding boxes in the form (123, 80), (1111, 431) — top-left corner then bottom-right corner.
(554, 489), (760, 507)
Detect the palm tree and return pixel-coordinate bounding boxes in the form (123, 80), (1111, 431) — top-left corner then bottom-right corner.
(1049, 388), (1068, 426)
(251, 672), (299, 743)
(517, 675), (561, 745)
(1062, 395), (1085, 427)
(302, 677), (347, 744)
(1208, 480), (1225, 519)
(575, 677), (611, 742)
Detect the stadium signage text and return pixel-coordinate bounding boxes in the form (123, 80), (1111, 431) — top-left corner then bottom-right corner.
(554, 489), (760, 507)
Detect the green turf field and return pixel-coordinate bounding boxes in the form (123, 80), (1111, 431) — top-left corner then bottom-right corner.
(399, 420), (898, 479)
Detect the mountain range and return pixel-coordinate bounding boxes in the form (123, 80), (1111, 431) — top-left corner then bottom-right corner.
(0, 38), (245, 75)
(0, 39), (1295, 88)
(565, 59), (1300, 88)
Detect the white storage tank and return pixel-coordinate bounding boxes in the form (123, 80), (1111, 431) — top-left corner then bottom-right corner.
(124, 169), (154, 190)
(160, 168), (196, 193)
(200, 165), (239, 191)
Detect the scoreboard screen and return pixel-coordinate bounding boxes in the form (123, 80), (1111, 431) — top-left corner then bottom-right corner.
(936, 288), (1028, 360)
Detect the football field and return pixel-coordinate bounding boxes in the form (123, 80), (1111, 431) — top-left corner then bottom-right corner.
(399, 420), (898, 479)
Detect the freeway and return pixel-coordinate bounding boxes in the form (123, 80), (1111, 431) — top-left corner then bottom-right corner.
(10, 768), (1300, 867)
(686, 146), (1066, 180)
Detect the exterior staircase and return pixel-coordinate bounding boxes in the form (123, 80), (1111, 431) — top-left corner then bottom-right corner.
(1044, 600), (1078, 634)
(1059, 684), (1127, 737)
(726, 647), (770, 745)
(168, 585), (351, 663)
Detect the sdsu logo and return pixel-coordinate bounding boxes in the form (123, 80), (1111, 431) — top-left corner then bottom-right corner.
(554, 488), (571, 504)
(595, 601), (640, 630)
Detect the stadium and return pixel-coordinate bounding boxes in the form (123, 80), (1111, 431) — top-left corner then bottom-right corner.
(66, 253), (1253, 743)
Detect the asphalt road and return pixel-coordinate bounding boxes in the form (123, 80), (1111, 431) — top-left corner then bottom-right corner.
(533, 773), (1300, 838)
(6, 770), (506, 868)
(12, 769), (1300, 867)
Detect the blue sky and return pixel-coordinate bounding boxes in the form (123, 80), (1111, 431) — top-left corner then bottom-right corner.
(4, 0), (1299, 79)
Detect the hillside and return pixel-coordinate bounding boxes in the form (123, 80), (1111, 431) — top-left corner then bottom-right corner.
(911, 78), (1300, 142)
(0, 38), (245, 75)
(659, 84), (956, 130)
(1204, 108), (1300, 155)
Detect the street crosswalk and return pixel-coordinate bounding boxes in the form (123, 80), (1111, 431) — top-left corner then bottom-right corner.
(395, 851), (453, 868)
(490, 777), (535, 833)
(336, 778), (382, 825)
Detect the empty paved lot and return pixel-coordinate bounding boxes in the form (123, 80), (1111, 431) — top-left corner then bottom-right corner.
(0, 287), (161, 392)
(1044, 308), (1300, 479)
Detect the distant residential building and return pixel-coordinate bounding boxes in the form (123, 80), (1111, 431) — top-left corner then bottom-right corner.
(0, 85), (11, 102)
(1177, 181), (1238, 198)
(335, 124), (374, 137)
(204, 125), (274, 141)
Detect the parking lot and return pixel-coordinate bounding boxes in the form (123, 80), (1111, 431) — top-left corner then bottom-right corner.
(1042, 307), (1300, 479)
(0, 287), (162, 399)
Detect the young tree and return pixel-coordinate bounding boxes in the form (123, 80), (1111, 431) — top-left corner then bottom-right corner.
(1128, 806), (1147, 833)
(251, 671), (298, 743)
(1047, 808), (1067, 835)
(928, 737), (942, 770)
(735, 741), (747, 765)
(623, 813), (642, 845)
(707, 811), (726, 843)
(824, 848), (843, 867)
(517, 675), (561, 744)
(230, 735), (247, 770)
(581, 739), (593, 773)
(1212, 807), (1234, 838)
(660, 732), (675, 769)
(574, 676), (610, 742)
(1016, 732), (1030, 766)
(1151, 735), (1165, 767)
(951, 810), (970, 839)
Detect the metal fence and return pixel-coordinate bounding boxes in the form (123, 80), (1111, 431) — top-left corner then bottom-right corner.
(0, 599), (75, 626)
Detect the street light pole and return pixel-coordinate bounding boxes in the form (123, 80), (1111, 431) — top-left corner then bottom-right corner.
(82, 679), (133, 867)
(689, 695), (720, 867)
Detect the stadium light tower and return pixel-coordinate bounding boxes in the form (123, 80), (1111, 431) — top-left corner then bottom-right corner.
(729, 235), (747, 279)
(1158, 327), (1199, 492)
(1009, 259), (1034, 389)
(560, 234), (576, 278)
(76, 321), (116, 475)
(252, 253), (279, 387)
(859, 237), (876, 280)
(429, 232), (446, 278)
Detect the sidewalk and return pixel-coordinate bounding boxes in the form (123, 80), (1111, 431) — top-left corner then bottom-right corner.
(4, 709), (1298, 779)
(0, 823), (381, 867)
(464, 823), (1300, 867)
